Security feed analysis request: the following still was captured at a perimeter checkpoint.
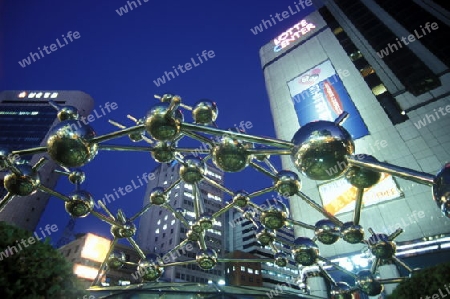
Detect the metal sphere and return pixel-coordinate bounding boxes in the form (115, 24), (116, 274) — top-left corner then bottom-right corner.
(64, 190), (94, 218)
(196, 249), (218, 270)
(290, 120), (354, 180)
(144, 103), (183, 141)
(292, 237), (319, 266)
(341, 222), (364, 244)
(187, 230), (200, 242)
(199, 213), (213, 230)
(192, 100), (218, 125)
(274, 253), (288, 267)
(4, 165), (40, 196)
(356, 270), (383, 296)
(57, 105), (79, 121)
(151, 142), (175, 163)
(368, 234), (396, 259)
(274, 170), (301, 196)
(68, 170), (86, 185)
(159, 93), (179, 103)
(111, 221), (136, 238)
(232, 191), (250, 208)
(180, 155), (204, 184)
(138, 255), (164, 281)
(256, 228), (276, 246)
(345, 163), (381, 189)
(107, 251), (126, 270)
(46, 120), (98, 168)
(331, 282), (353, 299)
(175, 207), (185, 215)
(314, 219), (341, 245)
(260, 201), (289, 230)
(149, 187), (167, 205)
(433, 163), (450, 218)
(212, 135), (250, 172)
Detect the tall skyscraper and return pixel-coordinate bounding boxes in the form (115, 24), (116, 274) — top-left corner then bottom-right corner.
(0, 90), (94, 231)
(260, 0), (450, 262)
(137, 161), (225, 284)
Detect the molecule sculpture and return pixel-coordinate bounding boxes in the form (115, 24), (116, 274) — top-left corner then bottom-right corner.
(1, 94), (449, 297)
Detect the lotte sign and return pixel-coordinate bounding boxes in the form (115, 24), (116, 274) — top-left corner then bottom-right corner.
(273, 20), (316, 52)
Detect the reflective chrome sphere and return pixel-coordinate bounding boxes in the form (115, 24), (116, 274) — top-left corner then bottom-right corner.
(341, 222), (364, 244)
(151, 142), (175, 163)
(315, 219), (340, 245)
(46, 120), (98, 168)
(111, 221), (136, 238)
(212, 135), (250, 172)
(150, 187), (167, 205)
(291, 121), (354, 180)
(433, 163), (450, 218)
(356, 270), (383, 296)
(138, 254), (164, 281)
(68, 170), (86, 185)
(274, 253), (288, 267)
(107, 251), (126, 270)
(196, 249), (218, 270)
(274, 170), (301, 196)
(180, 155), (204, 184)
(64, 190), (94, 218)
(199, 213), (213, 230)
(144, 103), (183, 141)
(4, 165), (40, 196)
(331, 282), (353, 299)
(232, 191), (250, 208)
(57, 105), (79, 121)
(256, 228), (276, 246)
(192, 100), (218, 125)
(260, 201), (289, 230)
(292, 237), (319, 266)
(345, 160), (381, 189)
(187, 230), (200, 241)
(368, 234), (396, 259)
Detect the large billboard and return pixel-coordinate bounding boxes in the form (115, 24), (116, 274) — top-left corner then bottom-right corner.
(319, 172), (403, 216)
(287, 60), (369, 139)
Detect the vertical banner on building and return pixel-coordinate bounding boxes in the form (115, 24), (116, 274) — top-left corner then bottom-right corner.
(287, 60), (369, 139)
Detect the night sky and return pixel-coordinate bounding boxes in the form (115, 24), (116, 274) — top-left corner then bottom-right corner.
(0, 0), (319, 245)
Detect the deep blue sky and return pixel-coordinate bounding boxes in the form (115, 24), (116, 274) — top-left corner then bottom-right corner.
(0, 0), (318, 245)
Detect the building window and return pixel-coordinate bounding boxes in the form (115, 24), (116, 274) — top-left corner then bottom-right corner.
(74, 245), (79, 253)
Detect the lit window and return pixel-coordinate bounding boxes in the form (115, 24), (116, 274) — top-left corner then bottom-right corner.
(333, 27), (344, 35)
(164, 215), (168, 221)
(372, 84), (388, 96)
(240, 266), (245, 271)
(163, 224), (167, 230)
(157, 220), (161, 225)
(171, 220), (175, 225)
(360, 66), (375, 77)
(155, 229), (159, 234)
(247, 268), (253, 274)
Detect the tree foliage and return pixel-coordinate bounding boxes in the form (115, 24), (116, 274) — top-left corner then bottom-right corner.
(388, 262), (450, 299)
(0, 221), (88, 299)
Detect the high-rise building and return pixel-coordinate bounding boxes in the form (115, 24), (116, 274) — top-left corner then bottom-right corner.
(259, 0), (450, 280)
(225, 208), (300, 291)
(0, 90), (94, 231)
(137, 161), (225, 284)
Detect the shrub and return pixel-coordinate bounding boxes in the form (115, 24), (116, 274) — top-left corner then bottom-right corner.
(0, 221), (88, 299)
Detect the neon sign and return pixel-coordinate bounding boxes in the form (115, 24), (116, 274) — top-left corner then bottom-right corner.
(273, 20), (316, 52)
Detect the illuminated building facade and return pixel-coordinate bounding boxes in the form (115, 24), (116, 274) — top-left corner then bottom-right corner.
(0, 91), (94, 232)
(59, 233), (112, 288)
(137, 162), (225, 284)
(226, 210), (300, 291)
(260, 1), (450, 295)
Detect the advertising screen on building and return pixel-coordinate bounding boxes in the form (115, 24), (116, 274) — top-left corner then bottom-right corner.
(319, 172), (403, 216)
(287, 60), (369, 139)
